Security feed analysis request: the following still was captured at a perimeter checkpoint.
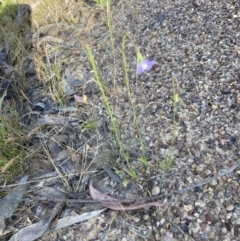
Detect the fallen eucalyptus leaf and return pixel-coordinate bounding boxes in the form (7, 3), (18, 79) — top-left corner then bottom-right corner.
(9, 208), (106, 241)
(89, 180), (164, 210)
(9, 202), (64, 241)
(51, 209), (106, 231)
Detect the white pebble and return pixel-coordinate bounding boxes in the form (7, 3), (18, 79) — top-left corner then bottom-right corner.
(221, 227), (227, 234)
(226, 205), (234, 211)
(151, 186), (160, 196)
(236, 218), (240, 225)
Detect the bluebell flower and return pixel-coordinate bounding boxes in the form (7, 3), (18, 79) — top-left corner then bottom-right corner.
(137, 59), (155, 75)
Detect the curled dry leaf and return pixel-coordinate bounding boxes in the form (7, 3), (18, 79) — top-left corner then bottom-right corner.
(89, 180), (165, 211)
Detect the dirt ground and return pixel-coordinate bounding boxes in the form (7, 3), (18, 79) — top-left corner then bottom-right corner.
(0, 0), (240, 240)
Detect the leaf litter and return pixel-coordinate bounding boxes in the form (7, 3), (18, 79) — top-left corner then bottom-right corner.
(9, 203), (105, 241)
(0, 176), (29, 236)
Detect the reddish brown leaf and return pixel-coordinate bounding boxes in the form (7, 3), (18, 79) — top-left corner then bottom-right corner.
(89, 180), (164, 211)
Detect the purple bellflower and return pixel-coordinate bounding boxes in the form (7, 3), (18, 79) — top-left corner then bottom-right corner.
(137, 59), (155, 75)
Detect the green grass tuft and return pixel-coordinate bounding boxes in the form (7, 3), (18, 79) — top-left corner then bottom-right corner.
(82, 118), (97, 132)
(0, 103), (26, 181)
(94, 0), (108, 10)
(0, 0), (17, 26)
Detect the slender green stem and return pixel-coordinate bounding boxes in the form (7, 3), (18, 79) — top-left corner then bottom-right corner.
(107, 0), (117, 89)
(122, 36), (147, 166)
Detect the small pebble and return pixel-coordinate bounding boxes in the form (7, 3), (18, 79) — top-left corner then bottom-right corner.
(194, 186), (202, 192)
(221, 227), (227, 234)
(143, 214), (149, 220)
(180, 223), (188, 232)
(170, 226), (180, 234)
(208, 231), (216, 239)
(236, 218), (240, 225)
(215, 224), (221, 233)
(226, 205), (234, 211)
(186, 176), (193, 184)
(196, 166), (203, 173)
(131, 216), (140, 223)
(160, 218), (165, 225)
(195, 200), (205, 208)
(211, 180), (218, 186)
(184, 204), (193, 212)
(205, 169), (212, 176)
(151, 186), (160, 196)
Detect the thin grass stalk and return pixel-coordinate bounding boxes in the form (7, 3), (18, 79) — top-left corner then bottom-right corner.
(106, 0), (117, 89)
(122, 36), (147, 166)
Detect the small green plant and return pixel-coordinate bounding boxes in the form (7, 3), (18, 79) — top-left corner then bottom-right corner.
(0, 103), (26, 181)
(82, 118), (97, 132)
(159, 156), (173, 172)
(94, 0), (108, 10)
